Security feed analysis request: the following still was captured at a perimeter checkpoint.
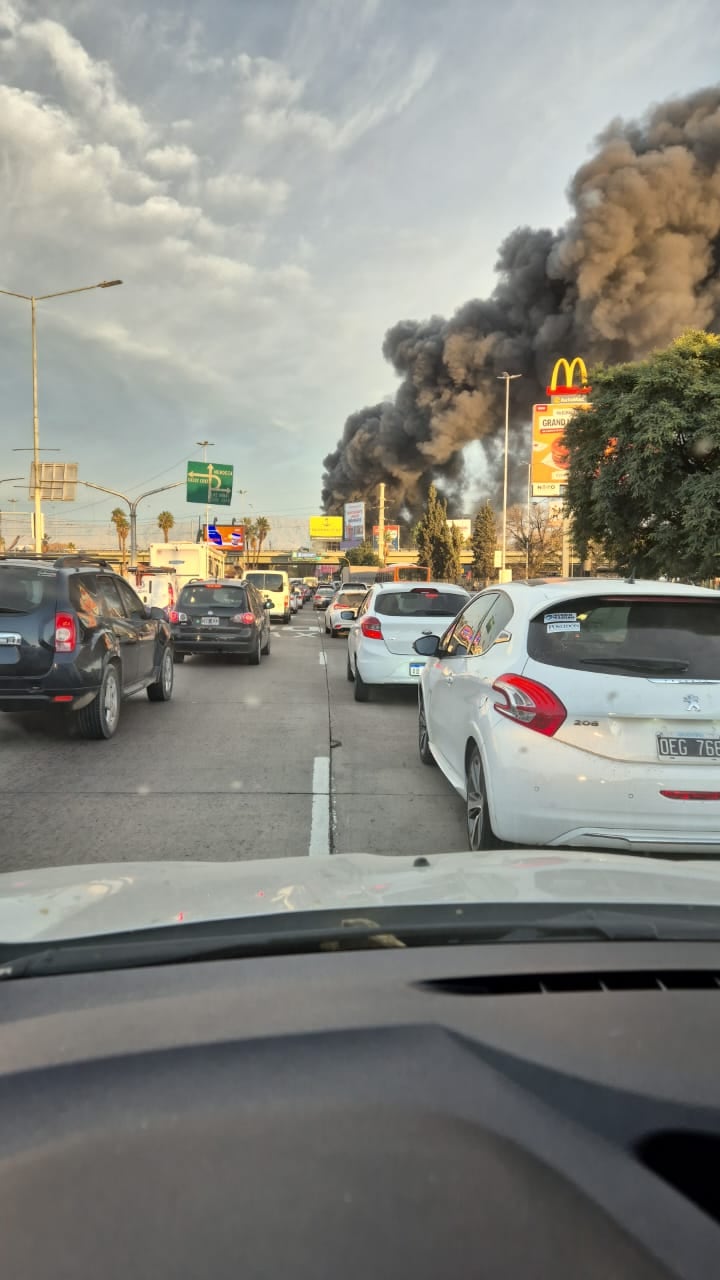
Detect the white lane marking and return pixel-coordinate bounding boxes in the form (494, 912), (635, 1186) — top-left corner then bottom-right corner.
(318, 651), (327, 665)
(309, 755), (330, 856)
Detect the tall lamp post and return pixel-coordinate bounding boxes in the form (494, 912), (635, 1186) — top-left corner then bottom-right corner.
(196, 439), (214, 543)
(0, 279), (122, 555)
(0, 477), (23, 551)
(497, 371), (522, 576)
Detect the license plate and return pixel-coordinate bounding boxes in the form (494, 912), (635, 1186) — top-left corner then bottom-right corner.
(409, 661), (425, 677)
(200, 616), (220, 626)
(657, 735), (720, 759)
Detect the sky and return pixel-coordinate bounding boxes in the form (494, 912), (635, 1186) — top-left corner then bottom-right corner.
(0, 0), (718, 546)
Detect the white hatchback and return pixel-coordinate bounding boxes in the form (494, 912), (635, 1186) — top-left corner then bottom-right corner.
(415, 579), (720, 856)
(347, 582), (469, 702)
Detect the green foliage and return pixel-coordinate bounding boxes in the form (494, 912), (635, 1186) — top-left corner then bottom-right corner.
(471, 504), (497, 582)
(343, 541), (380, 565)
(415, 485), (458, 580)
(565, 330), (720, 579)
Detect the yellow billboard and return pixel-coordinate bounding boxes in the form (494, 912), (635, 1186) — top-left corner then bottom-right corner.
(309, 515), (343, 539)
(531, 402), (589, 497)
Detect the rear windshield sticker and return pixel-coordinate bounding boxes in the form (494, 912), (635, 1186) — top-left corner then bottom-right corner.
(547, 621), (581, 634)
(544, 611), (577, 623)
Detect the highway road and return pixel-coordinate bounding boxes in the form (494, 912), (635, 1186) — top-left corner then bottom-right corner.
(0, 611), (467, 871)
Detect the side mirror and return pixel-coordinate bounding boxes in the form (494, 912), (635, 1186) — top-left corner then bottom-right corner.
(265, 600), (273, 609)
(413, 634), (440, 657)
(149, 606), (166, 621)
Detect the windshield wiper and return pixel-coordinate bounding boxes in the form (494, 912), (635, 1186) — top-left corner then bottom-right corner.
(579, 657), (689, 673)
(2, 904), (720, 978)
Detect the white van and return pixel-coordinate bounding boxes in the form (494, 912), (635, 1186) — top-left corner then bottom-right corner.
(123, 567), (178, 616)
(244, 570), (291, 624)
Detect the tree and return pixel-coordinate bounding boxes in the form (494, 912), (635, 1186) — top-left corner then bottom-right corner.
(414, 485), (457, 580)
(565, 330), (720, 579)
(341, 542), (380, 566)
(506, 502), (563, 577)
(157, 510), (175, 542)
(255, 516), (271, 561)
(243, 518), (258, 567)
(111, 506), (130, 570)
(471, 504), (497, 583)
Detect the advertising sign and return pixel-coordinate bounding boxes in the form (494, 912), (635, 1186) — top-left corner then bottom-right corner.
(546, 356), (591, 401)
(531, 402), (589, 497)
(186, 461), (234, 506)
(343, 501), (365, 544)
(372, 524), (400, 552)
(30, 461), (78, 501)
(309, 515), (343, 539)
(203, 523), (245, 549)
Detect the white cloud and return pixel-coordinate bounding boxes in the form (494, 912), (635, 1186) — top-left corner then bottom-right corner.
(234, 53), (305, 106)
(204, 172), (289, 218)
(144, 144), (197, 177)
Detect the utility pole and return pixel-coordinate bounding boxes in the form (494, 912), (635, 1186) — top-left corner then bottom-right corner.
(377, 482), (386, 566)
(497, 371), (522, 581)
(196, 440), (214, 543)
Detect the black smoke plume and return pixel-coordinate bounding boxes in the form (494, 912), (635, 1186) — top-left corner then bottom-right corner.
(322, 86), (720, 518)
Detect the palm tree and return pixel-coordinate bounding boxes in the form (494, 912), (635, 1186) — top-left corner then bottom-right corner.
(157, 510), (175, 542)
(244, 518), (258, 568)
(111, 507), (130, 571)
(255, 516), (271, 563)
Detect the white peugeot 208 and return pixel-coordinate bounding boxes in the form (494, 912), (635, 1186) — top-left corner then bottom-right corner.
(415, 578), (720, 856)
(346, 582), (469, 702)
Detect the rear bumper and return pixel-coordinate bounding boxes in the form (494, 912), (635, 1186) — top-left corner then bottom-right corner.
(0, 688), (98, 712)
(356, 646), (427, 685)
(0, 664), (100, 712)
(173, 630), (258, 655)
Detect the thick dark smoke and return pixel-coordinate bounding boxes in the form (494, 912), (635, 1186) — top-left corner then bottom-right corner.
(322, 86), (720, 518)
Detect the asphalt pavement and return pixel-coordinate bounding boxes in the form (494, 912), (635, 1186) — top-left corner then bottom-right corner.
(0, 610), (467, 871)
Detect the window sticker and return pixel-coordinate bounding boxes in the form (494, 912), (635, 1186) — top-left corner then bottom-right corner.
(547, 621), (581, 634)
(543, 612), (577, 623)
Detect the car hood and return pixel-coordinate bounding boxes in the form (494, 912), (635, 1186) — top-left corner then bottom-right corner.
(3, 851), (720, 943)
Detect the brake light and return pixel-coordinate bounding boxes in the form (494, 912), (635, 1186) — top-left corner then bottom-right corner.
(660, 791), (720, 801)
(284, 595), (289, 606)
(168, 611), (187, 624)
(492, 673), (566, 737)
(361, 615), (383, 640)
(233, 612), (255, 625)
(54, 612), (77, 653)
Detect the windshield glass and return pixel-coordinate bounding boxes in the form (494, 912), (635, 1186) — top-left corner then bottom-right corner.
(0, 0), (719, 954)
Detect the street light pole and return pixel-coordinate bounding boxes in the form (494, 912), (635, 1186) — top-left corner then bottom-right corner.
(81, 479), (185, 565)
(0, 477), (23, 552)
(196, 440), (214, 543)
(497, 371), (522, 577)
(0, 279), (122, 555)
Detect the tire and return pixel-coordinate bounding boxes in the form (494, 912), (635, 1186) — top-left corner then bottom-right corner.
(331, 630), (339, 639)
(346, 652), (354, 682)
(147, 647), (174, 702)
(173, 652), (185, 664)
(261, 627), (271, 656)
(77, 663), (121, 740)
(353, 662), (370, 703)
(418, 695), (435, 766)
(248, 635), (262, 666)
(465, 743), (502, 851)
(283, 614), (291, 626)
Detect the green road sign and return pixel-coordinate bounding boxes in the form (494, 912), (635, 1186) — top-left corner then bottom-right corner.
(186, 461), (234, 506)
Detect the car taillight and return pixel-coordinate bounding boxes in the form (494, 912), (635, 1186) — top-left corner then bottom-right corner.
(361, 615), (383, 640)
(284, 595), (289, 606)
(492, 673), (566, 737)
(168, 610), (187, 624)
(232, 612), (255, 625)
(54, 612), (77, 653)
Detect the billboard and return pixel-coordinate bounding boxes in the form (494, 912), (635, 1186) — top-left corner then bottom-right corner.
(447, 518), (471, 542)
(372, 524), (400, 552)
(203, 523), (245, 549)
(343, 501), (365, 543)
(531, 403), (589, 497)
(186, 461), (234, 506)
(309, 515), (343, 539)
(546, 356), (591, 400)
(30, 462), (78, 501)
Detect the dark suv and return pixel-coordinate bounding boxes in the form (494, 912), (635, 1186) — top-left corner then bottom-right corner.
(0, 556), (174, 739)
(170, 578), (271, 663)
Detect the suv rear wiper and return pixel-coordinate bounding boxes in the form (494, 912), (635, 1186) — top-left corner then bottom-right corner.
(579, 657), (689, 674)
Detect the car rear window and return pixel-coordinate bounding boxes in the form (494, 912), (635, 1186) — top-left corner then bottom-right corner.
(246, 573), (284, 592)
(0, 566), (56, 614)
(336, 593), (365, 606)
(527, 595), (720, 679)
(179, 585), (249, 608)
(375, 589), (468, 618)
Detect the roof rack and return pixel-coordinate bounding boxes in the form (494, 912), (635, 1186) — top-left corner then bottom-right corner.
(52, 554), (115, 570)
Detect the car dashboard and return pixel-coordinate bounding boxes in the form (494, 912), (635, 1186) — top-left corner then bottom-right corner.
(3, 939), (720, 1278)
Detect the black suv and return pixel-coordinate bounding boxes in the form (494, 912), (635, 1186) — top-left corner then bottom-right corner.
(0, 556), (174, 739)
(171, 578), (271, 663)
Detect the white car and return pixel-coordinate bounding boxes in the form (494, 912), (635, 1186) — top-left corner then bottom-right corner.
(346, 581), (469, 702)
(324, 589), (367, 638)
(415, 578), (720, 856)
